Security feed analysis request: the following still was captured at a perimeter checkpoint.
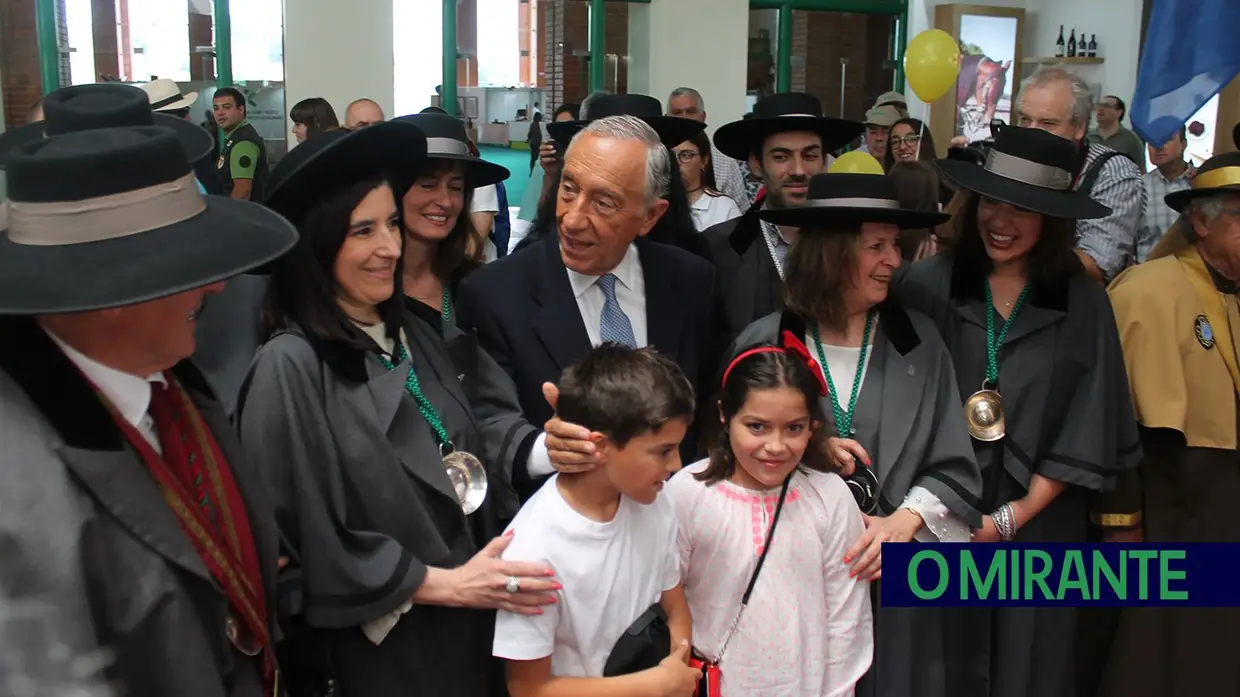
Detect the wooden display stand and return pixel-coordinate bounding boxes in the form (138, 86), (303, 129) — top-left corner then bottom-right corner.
(928, 4), (1027, 156)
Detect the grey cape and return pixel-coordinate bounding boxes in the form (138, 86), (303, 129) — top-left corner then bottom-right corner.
(891, 252), (1142, 697)
(0, 316), (279, 697)
(733, 305), (984, 697)
(236, 311), (536, 697)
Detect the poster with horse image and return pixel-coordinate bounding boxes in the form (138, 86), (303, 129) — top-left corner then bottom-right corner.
(956, 14), (1017, 143)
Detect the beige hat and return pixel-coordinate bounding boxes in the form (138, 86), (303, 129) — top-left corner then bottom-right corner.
(864, 104), (902, 127)
(139, 78), (198, 112)
(875, 91), (907, 109)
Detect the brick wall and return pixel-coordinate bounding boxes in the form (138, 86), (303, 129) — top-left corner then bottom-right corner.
(92, 0), (120, 82)
(541, 0), (627, 110)
(457, 0), (479, 86)
(792, 11), (895, 124)
(2, 0), (42, 128)
(603, 2), (627, 95)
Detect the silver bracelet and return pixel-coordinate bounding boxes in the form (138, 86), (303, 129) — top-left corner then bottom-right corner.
(994, 503), (1017, 542)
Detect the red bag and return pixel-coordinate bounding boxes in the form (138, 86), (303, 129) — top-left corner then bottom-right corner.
(689, 654), (722, 697)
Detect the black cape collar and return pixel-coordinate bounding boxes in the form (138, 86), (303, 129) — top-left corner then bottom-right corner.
(775, 299), (921, 356)
(947, 250), (1069, 312)
(728, 194), (770, 256)
(0, 315), (216, 451)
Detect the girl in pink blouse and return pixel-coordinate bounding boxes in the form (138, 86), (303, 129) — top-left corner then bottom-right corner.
(667, 342), (873, 697)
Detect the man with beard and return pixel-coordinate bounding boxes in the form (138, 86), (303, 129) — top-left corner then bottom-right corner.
(702, 92), (864, 341)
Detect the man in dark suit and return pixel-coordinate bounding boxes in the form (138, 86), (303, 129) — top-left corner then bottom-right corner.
(456, 114), (717, 499)
(703, 92), (864, 343)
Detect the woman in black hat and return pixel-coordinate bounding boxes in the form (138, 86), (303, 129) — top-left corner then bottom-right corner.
(393, 112), (509, 334)
(236, 121), (560, 697)
(724, 171), (983, 697)
(892, 125), (1141, 697)
(515, 93), (714, 262)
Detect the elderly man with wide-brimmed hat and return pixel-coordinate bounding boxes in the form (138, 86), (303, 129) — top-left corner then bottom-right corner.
(1095, 150), (1240, 696)
(0, 111), (296, 695)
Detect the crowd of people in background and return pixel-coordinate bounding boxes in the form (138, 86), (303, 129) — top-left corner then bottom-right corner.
(0, 59), (1237, 697)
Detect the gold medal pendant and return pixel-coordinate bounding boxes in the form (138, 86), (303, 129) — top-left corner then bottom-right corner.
(964, 385), (1005, 441)
(444, 450), (488, 515)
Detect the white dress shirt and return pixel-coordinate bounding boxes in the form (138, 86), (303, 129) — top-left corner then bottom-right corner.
(45, 329), (166, 453)
(564, 243), (647, 348)
(689, 191), (742, 232)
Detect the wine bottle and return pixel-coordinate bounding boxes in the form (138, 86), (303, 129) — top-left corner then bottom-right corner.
(1088, 34), (1098, 57)
(1067, 29), (1077, 57)
(1055, 26), (1065, 57)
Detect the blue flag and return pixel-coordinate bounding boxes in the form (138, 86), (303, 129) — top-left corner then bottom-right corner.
(1131, 0), (1240, 147)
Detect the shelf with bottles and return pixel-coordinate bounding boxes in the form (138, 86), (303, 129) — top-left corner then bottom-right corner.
(1021, 56), (1105, 65)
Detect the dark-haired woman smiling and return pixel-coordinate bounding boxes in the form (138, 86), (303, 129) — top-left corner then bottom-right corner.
(237, 122), (558, 696)
(893, 125), (1140, 697)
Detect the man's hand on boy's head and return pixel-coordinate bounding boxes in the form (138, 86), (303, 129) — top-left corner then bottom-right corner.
(542, 382), (602, 473)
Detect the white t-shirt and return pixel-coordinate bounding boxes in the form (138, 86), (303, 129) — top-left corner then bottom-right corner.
(492, 475), (680, 677)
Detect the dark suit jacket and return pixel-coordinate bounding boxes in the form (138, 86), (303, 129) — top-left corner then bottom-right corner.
(0, 316), (278, 697)
(702, 202), (785, 345)
(455, 235), (718, 499)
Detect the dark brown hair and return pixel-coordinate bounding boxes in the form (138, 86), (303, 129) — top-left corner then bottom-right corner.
(685, 130), (721, 194)
(403, 160), (478, 281)
(887, 160), (941, 261)
(882, 117), (937, 171)
(290, 97), (341, 140)
(697, 346), (830, 484)
(556, 344), (696, 448)
(783, 224), (862, 332)
(264, 176), (406, 348)
(951, 191), (1083, 284)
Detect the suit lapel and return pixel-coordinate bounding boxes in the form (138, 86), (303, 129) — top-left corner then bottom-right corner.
(532, 238), (593, 371)
(637, 239), (684, 356)
(60, 445), (212, 582)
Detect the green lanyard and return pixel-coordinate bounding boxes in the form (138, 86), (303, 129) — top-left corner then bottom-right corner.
(440, 287), (451, 324)
(983, 282), (1031, 387)
(376, 344), (451, 450)
(810, 311), (875, 437)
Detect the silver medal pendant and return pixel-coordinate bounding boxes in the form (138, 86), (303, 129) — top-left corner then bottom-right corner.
(443, 450), (488, 515)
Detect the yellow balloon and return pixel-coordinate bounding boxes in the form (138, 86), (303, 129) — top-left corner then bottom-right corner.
(829, 151), (885, 175)
(904, 29), (962, 103)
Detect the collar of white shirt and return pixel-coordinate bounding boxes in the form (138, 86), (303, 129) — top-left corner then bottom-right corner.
(566, 243), (642, 299)
(44, 329), (168, 431)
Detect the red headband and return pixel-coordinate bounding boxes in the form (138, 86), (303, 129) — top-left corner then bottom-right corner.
(721, 330), (829, 397)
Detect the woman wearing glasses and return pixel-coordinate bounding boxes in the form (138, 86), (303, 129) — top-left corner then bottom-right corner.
(672, 131), (742, 232)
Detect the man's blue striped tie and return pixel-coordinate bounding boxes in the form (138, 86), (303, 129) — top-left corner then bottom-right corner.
(597, 273), (636, 347)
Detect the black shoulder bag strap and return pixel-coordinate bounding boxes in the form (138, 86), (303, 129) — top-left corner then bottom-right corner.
(709, 473), (793, 664)
(1079, 150), (1124, 195)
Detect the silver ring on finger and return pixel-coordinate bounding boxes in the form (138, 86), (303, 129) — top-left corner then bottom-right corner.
(505, 576), (521, 594)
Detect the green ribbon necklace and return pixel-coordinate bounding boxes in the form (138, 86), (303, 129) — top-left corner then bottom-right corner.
(377, 344), (452, 453)
(810, 311), (876, 437)
(983, 282), (1031, 388)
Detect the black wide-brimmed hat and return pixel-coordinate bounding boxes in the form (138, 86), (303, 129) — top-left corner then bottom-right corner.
(264, 120), (429, 225)
(394, 112), (509, 187)
(546, 94), (706, 150)
(757, 173), (951, 229)
(0, 126), (297, 315)
(934, 126), (1111, 220)
(1164, 151), (1240, 212)
(0, 83), (215, 170)
(713, 92), (865, 161)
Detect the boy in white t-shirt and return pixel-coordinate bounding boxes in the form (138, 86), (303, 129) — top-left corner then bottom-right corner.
(494, 345), (701, 697)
